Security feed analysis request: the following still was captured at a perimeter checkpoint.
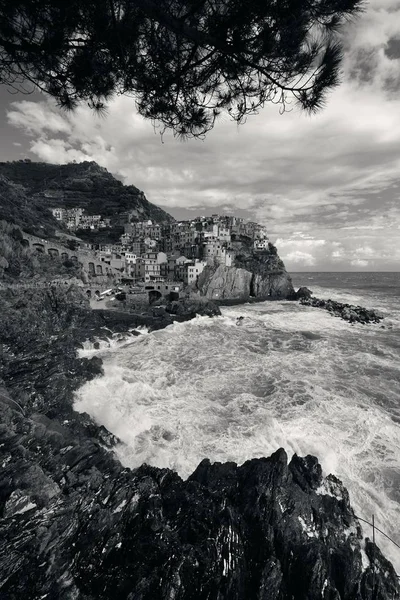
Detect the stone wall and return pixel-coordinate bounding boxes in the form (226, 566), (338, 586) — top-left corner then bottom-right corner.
(22, 232), (120, 279)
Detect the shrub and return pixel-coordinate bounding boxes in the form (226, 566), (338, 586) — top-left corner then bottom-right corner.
(268, 242), (278, 255)
(10, 227), (24, 242)
(66, 240), (78, 251)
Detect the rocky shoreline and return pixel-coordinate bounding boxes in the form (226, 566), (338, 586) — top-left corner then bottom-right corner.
(0, 285), (227, 451)
(1, 285), (398, 599)
(295, 288), (385, 325)
(1, 429), (399, 600)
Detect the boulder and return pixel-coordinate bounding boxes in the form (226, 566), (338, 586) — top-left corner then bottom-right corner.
(295, 286), (313, 300)
(166, 297), (221, 318)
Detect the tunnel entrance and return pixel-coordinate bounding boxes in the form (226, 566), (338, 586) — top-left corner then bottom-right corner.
(148, 290), (162, 305)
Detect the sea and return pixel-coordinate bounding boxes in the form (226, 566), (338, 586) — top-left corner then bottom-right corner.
(74, 272), (400, 571)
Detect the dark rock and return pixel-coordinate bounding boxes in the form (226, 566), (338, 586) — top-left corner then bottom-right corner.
(0, 286), (397, 599)
(292, 287), (313, 301)
(152, 306), (167, 317)
(300, 296), (385, 325)
(289, 453), (322, 491)
(0, 419), (398, 600)
(166, 297), (221, 318)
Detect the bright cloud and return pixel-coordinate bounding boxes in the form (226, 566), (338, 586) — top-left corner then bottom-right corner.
(4, 0), (400, 271)
(351, 259), (369, 267)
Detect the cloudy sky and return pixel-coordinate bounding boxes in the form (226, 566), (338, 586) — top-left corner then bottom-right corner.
(1, 0), (400, 271)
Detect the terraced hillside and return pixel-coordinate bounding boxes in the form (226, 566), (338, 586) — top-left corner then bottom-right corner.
(0, 160), (173, 229)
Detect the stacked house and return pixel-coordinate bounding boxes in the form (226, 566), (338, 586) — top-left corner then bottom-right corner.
(51, 207), (110, 231)
(84, 213), (270, 286)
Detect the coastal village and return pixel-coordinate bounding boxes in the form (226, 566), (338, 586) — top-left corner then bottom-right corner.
(0, 160), (287, 305)
(50, 206), (271, 295)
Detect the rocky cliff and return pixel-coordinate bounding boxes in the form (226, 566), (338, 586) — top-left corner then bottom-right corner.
(0, 286), (398, 599)
(1, 416), (398, 600)
(197, 244), (294, 301)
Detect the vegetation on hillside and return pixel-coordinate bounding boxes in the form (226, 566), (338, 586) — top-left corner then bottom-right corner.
(74, 227), (125, 246)
(0, 160), (173, 223)
(0, 174), (59, 237)
(0, 221), (83, 282)
(234, 242), (286, 272)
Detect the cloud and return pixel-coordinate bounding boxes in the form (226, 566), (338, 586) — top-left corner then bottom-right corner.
(7, 100), (71, 136)
(5, 0), (400, 271)
(274, 225), (400, 271)
(351, 259), (369, 267)
(283, 251), (317, 267)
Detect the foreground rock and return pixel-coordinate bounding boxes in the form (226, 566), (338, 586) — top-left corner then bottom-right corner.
(0, 285), (398, 599)
(300, 296), (384, 324)
(1, 415), (398, 600)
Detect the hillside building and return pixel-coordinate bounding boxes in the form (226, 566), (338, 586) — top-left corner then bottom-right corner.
(254, 239), (270, 251)
(202, 241), (234, 267)
(135, 257), (162, 282)
(186, 260), (207, 285)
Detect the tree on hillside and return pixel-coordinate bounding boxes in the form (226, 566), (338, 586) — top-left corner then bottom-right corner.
(0, 0), (363, 138)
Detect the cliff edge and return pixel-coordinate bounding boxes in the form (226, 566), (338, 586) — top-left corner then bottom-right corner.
(1, 418), (398, 600)
(197, 243), (294, 301)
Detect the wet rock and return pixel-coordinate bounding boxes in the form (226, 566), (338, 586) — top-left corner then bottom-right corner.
(0, 286), (397, 599)
(166, 297), (221, 318)
(300, 296), (384, 325)
(293, 287), (313, 300)
(0, 427), (398, 599)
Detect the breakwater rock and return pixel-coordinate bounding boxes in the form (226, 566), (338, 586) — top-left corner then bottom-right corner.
(300, 296), (384, 324)
(292, 286), (313, 301)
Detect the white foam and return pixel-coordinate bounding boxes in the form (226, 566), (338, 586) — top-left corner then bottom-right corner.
(73, 300), (400, 571)
(77, 327), (149, 358)
(298, 515), (318, 538)
(361, 540), (371, 571)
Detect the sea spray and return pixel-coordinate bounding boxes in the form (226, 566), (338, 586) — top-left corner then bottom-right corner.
(74, 294), (400, 572)
(77, 326), (149, 358)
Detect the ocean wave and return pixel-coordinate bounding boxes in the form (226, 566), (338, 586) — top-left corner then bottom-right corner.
(77, 326), (149, 358)
(73, 299), (400, 571)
